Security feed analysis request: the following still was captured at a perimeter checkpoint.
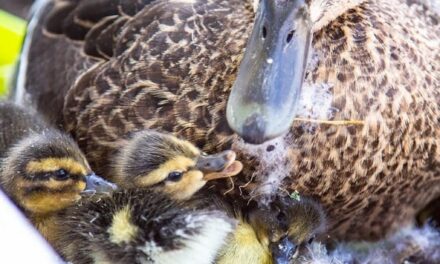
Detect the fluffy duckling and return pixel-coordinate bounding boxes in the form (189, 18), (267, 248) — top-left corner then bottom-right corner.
(112, 130), (243, 200)
(217, 195), (327, 264)
(53, 130), (242, 263)
(0, 102), (116, 244)
(57, 188), (235, 264)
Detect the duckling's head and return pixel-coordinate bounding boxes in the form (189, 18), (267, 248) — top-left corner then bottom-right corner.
(248, 196), (326, 263)
(113, 130), (242, 200)
(228, 0), (366, 143)
(0, 131), (116, 216)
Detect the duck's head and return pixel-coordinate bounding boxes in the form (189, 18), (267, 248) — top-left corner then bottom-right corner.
(227, 0), (365, 144)
(248, 196), (326, 263)
(0, 132), (116, 215)
(113, 130), (243, 200)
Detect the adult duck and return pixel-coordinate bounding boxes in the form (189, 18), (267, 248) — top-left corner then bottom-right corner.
(14, 0), (440, 241)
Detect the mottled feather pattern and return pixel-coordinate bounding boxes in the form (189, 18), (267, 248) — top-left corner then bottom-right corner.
(22, 0), (440, 241)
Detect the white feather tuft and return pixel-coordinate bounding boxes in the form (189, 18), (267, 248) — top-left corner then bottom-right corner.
(295, 225), (440, 264)
(140, 212), (235, 264)
(233, 136), (293, 204)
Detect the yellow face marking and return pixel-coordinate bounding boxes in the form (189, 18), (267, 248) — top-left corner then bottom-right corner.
(21, 191), (82, 214)
(108, 206), (139, 245)
(135, 156), (197, 187)
(26, 157), (88, 176)
(13, 177), (86, 215)
(135, 155), (207, 200)
(163, 170), (206, 200)
(16, 177), (86, 190)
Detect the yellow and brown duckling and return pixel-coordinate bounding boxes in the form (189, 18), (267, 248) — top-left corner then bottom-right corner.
(51, 130), (241, 263)
(111, 130), (243, 200)
(217, 195), (327, 264)
(57, 188), (235, 264)
(0, 101), (116, 244)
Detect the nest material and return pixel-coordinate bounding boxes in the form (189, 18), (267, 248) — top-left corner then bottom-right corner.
(296, 225), (440, 264)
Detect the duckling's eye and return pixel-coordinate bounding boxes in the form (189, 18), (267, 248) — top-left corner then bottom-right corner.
(167, 171), (183, 182)
(54, 169), (70, 181)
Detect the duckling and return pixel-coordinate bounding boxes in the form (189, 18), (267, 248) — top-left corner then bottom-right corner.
(216, 195), (327, 264)
(56, 188), (235, 264)
(0, 101), (116, 244)
(51, 130), (241, 263)
(112, 130), (243, 200)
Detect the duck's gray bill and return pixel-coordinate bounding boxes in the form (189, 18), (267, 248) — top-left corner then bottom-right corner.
(227, 0), (312, 144)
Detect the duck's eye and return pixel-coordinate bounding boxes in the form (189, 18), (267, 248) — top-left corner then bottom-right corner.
(307, 236), (315, 244)
(54, 169), (70, 181)
(167, 171), (183, 182)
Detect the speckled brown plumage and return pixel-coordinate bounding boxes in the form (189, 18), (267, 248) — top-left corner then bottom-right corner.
(16, 0), (440, 241)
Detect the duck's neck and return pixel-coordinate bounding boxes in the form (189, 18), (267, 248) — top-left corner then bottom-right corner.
(310, 0), (367, 32)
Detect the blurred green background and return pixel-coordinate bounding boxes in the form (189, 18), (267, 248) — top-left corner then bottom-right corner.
(0, 6), (27, 96)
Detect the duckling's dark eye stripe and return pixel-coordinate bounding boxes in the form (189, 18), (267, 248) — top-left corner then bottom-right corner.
(26, 172), (82, 181)
(25, 158), (88, 176)
(22, 185), (77, 196)
(147, 180), (166, 188)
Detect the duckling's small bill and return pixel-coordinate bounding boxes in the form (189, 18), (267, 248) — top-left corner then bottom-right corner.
(203, 161), (243, 181)
(196, 150), (243, 181)
(83, 173), (118, 194)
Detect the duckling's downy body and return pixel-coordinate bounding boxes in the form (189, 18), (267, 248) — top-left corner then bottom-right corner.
(0, 102), (115, 244)
(15, 0), (440, 240)
(58, 188), (326, 264)
(217, 196), (327, 264)
(57, 189), (235, 264)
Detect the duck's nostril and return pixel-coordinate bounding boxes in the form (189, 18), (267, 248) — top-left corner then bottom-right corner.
(262, 25), (267, 39)
(286, 30), (295, 43)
